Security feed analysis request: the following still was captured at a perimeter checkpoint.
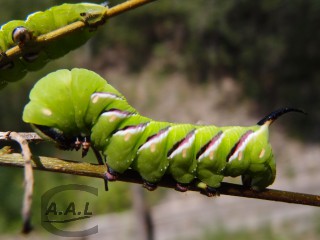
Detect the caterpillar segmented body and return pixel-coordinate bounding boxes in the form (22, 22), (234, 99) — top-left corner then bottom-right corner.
(22, 68), (304, 193)
(0, 3), (108, 88)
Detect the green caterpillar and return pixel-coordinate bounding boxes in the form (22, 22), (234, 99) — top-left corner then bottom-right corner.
(23, 68), (304, 194)
(0, 3), (108, 88)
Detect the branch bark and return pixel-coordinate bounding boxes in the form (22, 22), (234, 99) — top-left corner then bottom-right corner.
(0, 151), (319, 207)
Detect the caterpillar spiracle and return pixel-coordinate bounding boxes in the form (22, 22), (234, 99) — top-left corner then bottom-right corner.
(0, 3), (108, 88)
(23, 68), (304, 194)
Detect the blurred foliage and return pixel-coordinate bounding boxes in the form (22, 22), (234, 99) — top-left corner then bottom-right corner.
(92, 0), (319, 141)
(202, 218), (320, 240)
(0, 0), (319, 234)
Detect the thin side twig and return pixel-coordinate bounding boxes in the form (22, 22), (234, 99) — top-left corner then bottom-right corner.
(107, 0), (157, 17)
(0, 132), (42, 142)
(0, 152), (319, 207)
(4, 132), (34, 234)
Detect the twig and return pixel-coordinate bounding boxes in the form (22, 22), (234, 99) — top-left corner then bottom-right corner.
(0, 152), (319, 207)
(0, 132), (42, 142)
(107, 0), (157, 17)
(4, 132), (34, 234)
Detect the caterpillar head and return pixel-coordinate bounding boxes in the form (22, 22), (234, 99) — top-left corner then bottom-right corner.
(1, 20), (27, 49)
(22, 68), (112, 154)
(12, 26), (32, 45)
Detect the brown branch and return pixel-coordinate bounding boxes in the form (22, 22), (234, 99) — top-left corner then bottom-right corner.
(0, 151), (319, 207)
(107, 0), (157, 17)
(4, 132), (34, 234)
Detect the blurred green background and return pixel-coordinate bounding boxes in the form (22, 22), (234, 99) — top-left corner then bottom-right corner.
(0, 0), (319, 239)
